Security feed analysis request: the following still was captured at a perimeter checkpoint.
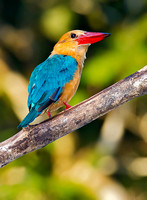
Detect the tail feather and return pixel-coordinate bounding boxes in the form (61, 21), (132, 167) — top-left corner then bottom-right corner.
(17, 109), (39, 129)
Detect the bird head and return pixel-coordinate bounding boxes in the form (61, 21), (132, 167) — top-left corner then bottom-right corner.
(51, 30), (111, 64)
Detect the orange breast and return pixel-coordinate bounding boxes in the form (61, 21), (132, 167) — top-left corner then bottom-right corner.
(46, 65), (82, 112)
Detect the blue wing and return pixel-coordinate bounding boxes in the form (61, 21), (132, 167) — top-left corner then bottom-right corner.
(28, 54), (77, 111)
(17, 54), (77, 128)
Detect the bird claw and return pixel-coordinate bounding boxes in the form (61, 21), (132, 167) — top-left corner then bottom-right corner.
(63, 102), (71, 110)
(47, 111), (52, 118)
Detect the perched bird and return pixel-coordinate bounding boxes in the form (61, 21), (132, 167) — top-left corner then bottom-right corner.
(18, 30), (110, 128)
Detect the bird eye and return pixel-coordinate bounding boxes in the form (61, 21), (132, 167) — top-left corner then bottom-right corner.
(71, 33), (77, 39)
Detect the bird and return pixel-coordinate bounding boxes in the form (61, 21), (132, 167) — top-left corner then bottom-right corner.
(18, 30), (111, 128)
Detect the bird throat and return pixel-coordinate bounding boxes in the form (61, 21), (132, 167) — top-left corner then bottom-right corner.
(76, 44), (90, 66)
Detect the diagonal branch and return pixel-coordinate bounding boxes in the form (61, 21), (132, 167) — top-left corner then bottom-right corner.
(0, 66), (147, 168)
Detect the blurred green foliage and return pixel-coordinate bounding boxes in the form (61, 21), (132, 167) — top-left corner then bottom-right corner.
(0, 0), (147, 200)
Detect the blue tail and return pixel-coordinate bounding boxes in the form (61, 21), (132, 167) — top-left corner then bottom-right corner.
(17, 109), (40, 129)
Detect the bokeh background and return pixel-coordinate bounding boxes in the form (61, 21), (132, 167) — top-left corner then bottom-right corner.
(0, 0), (147, 199)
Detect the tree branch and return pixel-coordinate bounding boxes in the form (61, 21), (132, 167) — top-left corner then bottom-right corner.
(0, 66), (147, 168)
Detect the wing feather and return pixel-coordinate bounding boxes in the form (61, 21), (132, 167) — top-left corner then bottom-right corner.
(28, 54), (77, 112)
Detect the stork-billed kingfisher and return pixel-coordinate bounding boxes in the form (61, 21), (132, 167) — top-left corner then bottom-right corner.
(18, 30), (111, 128)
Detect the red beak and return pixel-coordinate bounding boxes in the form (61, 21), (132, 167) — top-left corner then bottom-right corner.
(75, 32), (111, 45)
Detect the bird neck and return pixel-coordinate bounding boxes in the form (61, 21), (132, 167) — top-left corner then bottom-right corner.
(51, 44), (90, 68)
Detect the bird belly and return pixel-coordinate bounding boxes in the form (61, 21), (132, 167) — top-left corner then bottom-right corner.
(46, 67), (81, 112)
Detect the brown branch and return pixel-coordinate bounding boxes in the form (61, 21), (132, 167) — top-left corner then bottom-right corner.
(0, 66), (147, 168)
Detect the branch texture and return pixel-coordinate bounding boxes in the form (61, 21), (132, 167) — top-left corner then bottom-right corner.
(0, 66), (147, 168)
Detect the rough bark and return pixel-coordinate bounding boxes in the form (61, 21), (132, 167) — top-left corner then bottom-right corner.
(0, 66), (147, 168)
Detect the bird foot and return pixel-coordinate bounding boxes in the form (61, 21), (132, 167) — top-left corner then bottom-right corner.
(47, 111), (52, 118)
(63, 102), (71, 110)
